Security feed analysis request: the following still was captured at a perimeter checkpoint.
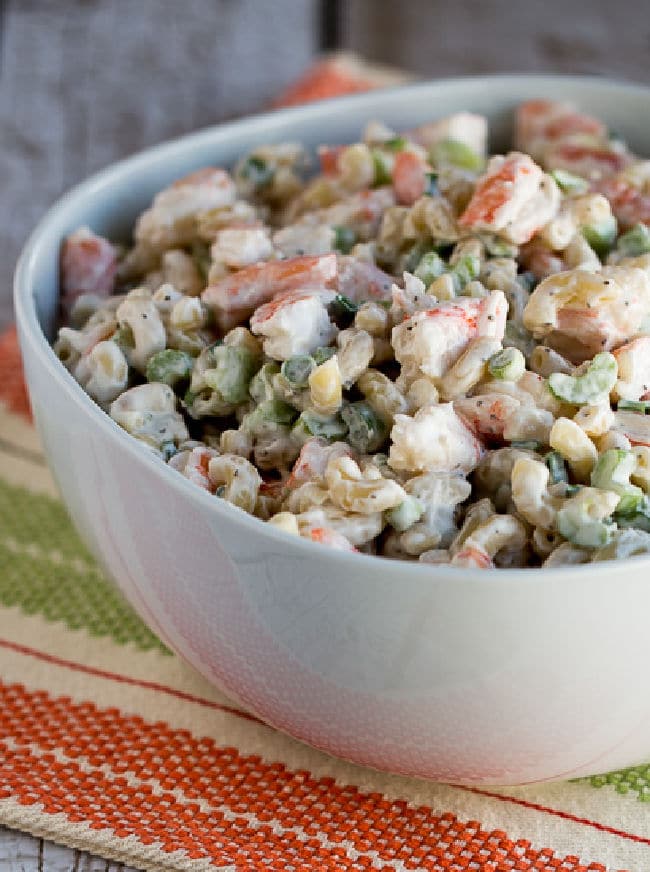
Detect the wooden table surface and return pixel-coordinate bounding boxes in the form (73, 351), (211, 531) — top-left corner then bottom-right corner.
(2, 0), (650, 868)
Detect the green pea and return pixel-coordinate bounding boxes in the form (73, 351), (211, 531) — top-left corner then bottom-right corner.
(204, 346), (258, 404)
(450, 253), (480, 291)
(146, 349), (194, 388)
(292, 410), (348, 443)
(582, 215), (618, 257)
(591, 448), (644, 511)
(616, 223), (650, 258)
(546, 451), (569, 484)
(386, 496), (425, 532)
(340, 401), (387, 453)
(548, 352), (617, 405)
(333, 225), (357, 254)
(550, 168), (589, 195)
(488, 347), (526, 382)
(312, 346), (337, 366)
(429, 138), (484, 172)
(249, 362), (281, 404)
(414, 251), (446, 286)
(281, 355), (315, 388)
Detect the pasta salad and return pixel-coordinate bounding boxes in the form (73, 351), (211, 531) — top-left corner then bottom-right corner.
(54, 100), (650, 568)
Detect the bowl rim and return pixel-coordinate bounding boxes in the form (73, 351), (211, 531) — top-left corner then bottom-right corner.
(14, 71), (650, 582)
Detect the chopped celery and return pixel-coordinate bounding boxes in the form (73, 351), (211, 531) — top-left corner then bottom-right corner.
(618, 399), (650, 414)
(591, 448), (644, 511)
(548, 352), (617, 405)
(550, 169), (589, 194)
(582, 215), (617, 257)
(430, 138), (484, 172)
(203, 346), (258, 404)
(238, 155), (274, 188)
(292, 409), (348, 442)
(386, 496), (425, 532)
(488, 347), (526, 382)
(616, 223), (650, 258)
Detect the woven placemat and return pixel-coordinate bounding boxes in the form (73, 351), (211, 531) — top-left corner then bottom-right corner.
(2, 57), (650, 871)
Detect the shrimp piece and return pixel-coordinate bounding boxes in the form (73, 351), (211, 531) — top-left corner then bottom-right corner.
(306, 527), (357, 551)
(61, 227), (118, 308)
(134, 167), (236, 251)
(318, 145), (347, 176)
(519, 239), (566, 281)
(313, 187), (396, 240)
(459, 152), (560, 244)
(515, 100), (579, 158)
(250, 287), (338, 360)
(515, 100), (612, 170)
(389, 403), (484, 475)
(409, 112), (488, 156)
(613, 410), (650, 447)
(201, 253), (337, 330)
(597, 176), (650, 228)
(451, 544), (494, 569)
(392, 151), (429, 206)
(336, 256), (394, 302)
(523, 265), (650, 362)
(210, 224), (273, 270)
(286, 439), (352, 490)
(169, 445), (220, 491)
(392, 290), (507, 381)
(545, 142), (631, 180)
(454, 393), (521, 441)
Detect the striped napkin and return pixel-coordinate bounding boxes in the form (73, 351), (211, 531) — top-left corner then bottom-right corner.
(2, 56), (650, 872)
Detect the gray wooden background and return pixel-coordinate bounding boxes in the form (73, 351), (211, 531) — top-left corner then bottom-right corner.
(2, 0), (650, 867)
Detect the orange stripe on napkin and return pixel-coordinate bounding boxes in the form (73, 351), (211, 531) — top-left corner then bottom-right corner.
(0, 327), (31, 421)
(0, 680), (611, 871)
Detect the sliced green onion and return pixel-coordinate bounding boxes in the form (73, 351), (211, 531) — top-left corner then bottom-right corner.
(550, 168), (589, 195)
(424, 171), (439, 196)
(239, 155), (274, 188)
(546, 451), (569, 484)
(616, 223), (650, 258)
(340, 402), (387, 453)
(329, 294), (359, 327)
(333, 225), (357, 254)
(281, 355), (315, 388)
(386, 496), (425, 532)
(488, 347), (526, 382)
(146, 349), (194, 388)
(414, 250), (446, 286)
(371, 148), (392, 186)
(430, 138), (484, 172)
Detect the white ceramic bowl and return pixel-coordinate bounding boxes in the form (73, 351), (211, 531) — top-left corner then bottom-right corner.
(14, 75), (650, 786)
